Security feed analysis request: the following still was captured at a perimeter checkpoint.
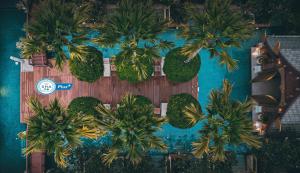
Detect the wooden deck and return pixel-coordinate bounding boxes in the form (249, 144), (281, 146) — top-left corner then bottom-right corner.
(20, 61), (198, 123)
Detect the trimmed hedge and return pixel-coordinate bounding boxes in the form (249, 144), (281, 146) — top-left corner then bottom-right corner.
(167, 93), (201, 129)
(115, 49), (154, 83)
(69, 47), (104, 83)
(68, 97), (101, 117)
(164, 47), (200, 83)
(135, 95), (153, 107)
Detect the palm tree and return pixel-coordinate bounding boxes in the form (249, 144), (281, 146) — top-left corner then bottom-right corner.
(16, 0), (39, 26)
(95, 0), (173, 82)
(18, 0), (93, 69)
(180, 0), (253, 71)
(95, 94), (166, 165)
(19, 97), (103, 168)
(184, 80), (261, 161)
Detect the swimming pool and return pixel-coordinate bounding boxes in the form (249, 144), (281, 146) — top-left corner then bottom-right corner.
(155, 31), (261, 150)
(0, 3), (261, 170)
(86, 30), (262, 151)
(0, 5), (26, 173)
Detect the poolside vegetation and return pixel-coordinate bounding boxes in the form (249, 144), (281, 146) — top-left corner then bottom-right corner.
(95, 94), (166, 165)
(164, 47), (200, 83)
(18, 0), (94, 69)
(67, 96), (102, 118)
(69, 47), (104, 83)
(114, 48), (154, 83)
(167, 93), (201, 129)
(19, 97), (102, 168)
(180, 0), (253, 71)
(94, 0), (173, 83)
(184, 80), (261, 161)
(47, 142), (237, 173)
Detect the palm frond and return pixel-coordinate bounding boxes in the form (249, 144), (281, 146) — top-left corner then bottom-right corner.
(184, 103), (205, 126)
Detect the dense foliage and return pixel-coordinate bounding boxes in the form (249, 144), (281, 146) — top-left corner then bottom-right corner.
(114, 49), (154, 83)
(164, 48), (200, 83)
(181, 0), (253, 71)
(67, 96), (102, 118)
(19, 97), (101, 168)
(18, 0), (93, 69)
(184, 80), (261, 161)
(58, 143), (165, 173)
(168, 153), (237, 173)
(167, 93), (201, 129)
(96, 94), (166, 165)
(246, 0), (300, 34)
(95, 0), (173, 82)
(69, 47), (104, 82)
(253, 131), (300, 173)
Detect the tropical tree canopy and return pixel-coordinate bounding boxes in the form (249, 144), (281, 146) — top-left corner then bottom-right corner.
(167, 93), (201, 129)
(95, 0), (173, 82)
(163, 47), (200, 83)
(19, 97), (102, 168)
(184, 80), (261, 161)
(114, 48), (154, 83)
(180, 0), (253, 71)
(95, 94), (166, 165)
(18, 0), (93, 69)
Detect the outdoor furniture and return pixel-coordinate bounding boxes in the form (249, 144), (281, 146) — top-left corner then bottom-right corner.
(103, 58), (111, 77)
(161, 57), (166, 76)
(161, 103), (168, 117)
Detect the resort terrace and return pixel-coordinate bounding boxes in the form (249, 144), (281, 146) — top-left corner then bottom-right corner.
(20, 59), (198, 123)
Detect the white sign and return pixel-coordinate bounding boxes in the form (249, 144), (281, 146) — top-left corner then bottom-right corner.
(36, 79), (56, 95)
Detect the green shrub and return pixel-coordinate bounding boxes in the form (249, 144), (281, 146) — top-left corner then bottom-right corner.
(69, 47), (103, 83)
(115, 49), (154, 83)
(68, 97), (102, 117)
(135, 95), (153, 107)
(164, 47), (200, 83)
(167, 93), (201, 129)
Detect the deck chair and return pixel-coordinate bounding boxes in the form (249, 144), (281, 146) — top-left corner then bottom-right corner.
(161, 103), (168, 117)
(103, 58), (111, 77)
(160, 57), (166, 76)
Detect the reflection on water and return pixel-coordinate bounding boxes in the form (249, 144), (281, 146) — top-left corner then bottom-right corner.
(0, 87), (8, 96)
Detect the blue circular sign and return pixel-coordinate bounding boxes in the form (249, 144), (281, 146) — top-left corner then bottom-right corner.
(36, 79), (56, 95)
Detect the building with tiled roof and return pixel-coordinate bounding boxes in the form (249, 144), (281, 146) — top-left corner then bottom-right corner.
(251, 35), (300, 135)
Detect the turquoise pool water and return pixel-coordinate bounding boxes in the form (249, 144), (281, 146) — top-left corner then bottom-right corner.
(0, 4), (26, 173)
(155, 31), (261, 150)
(87, 30), (261, 151)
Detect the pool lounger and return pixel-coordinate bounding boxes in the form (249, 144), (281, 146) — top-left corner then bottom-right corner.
(161, 57), (166, 76)
(103, 58), (111, 77)
(160, 103), (168, 117)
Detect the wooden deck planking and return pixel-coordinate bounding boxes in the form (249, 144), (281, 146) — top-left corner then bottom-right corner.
(20, 62), (198, 123)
